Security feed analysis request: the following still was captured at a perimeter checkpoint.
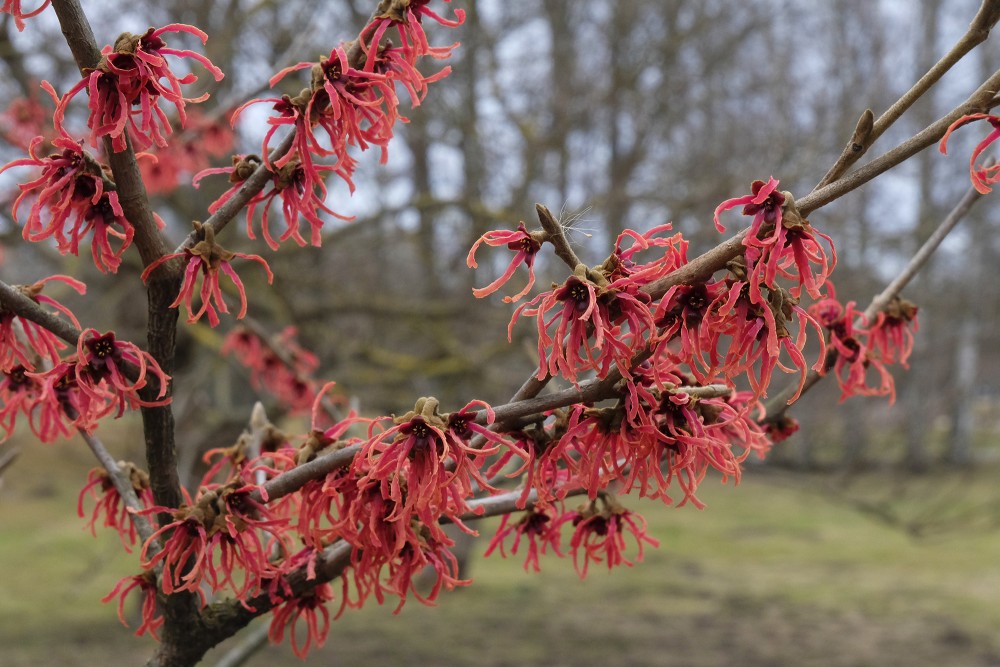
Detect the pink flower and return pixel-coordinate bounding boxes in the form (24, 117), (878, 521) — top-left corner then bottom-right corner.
(140, 221), (273, 327)
(467, 222), (545, 301)
(221, 325), (320, 413)
(29, 360), (115, 437)
(58, 24), (224, 152)
(713, 176), (784, 235)
(0, 275), (84, 373)
(362, 0), (465, 70)
(1, 91), (134, 273)
(194, 155), (352, 250)
(234, 46), (394, 199)
(484, 505), (565, 572)
(140, 481), (288, 601)
(77, 462), (153, 551)
(138, 110), (235, 195)
(1, 0), (50, 31)
(354, 397), (504, 532)
(809, 286), (895, 402)
(381, 531), (469, 612)
(568, 499), (659, 578)
(715, 177), (835, 303)
(764, 414), (800, 444)
(102, 572), (165, 639)
(0, 95), (51, 149)
(0, 365), (40, 440)
(867, 296), (918, 368)
(511, 263), (655, 384)
(940, 113), (1000, 194)
(75, 329), (171, 414)
(699, 263), (826, 401)
(268, 583), (335, 659)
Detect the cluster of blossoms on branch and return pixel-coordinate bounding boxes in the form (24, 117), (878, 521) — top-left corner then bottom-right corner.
(0, 277), (170, 442)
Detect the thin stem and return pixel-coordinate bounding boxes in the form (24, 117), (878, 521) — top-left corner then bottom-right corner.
(536, 203), (583, 270)
(212, 621), (271, 667)
(0, 280), (82, 346)
(798, 67), (1000, 218)
(863, 185), (983, 322)
(78, 429), (159, 554)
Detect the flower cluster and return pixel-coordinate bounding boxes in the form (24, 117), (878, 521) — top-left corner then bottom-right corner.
(809, 285), (918, 403)
(0, 285), (169, 442)
(77, 461), (155, 551)
(0, 95), (52, 150)
(198, 0), (463, 251)
(221, 324), (320, 412)
(59, 24), (223, 153)
(139, 110), (235, 195)
(1, 85), (134, 274)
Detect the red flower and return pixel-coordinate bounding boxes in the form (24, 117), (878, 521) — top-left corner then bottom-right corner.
(467, 222), (545, 302)
(940, 113), (1000, 194)
(699, 264), (826, 401)
(0, 95), (51, 149)
(355, 397), (504, 533)
(715, 178), (835, 303)
(29, 360), (114, 438)
(511, 264), (655, 384)
(809, 286), (895, 402)
(221, 325), (320, 412)
(140, 221), (273, 327)
(194, 155), (352, 250)
(140, 481), (288, 601)
(362, 0), (465, 70)
(764, 414), (800, 444)
(713, 175), (785, 234)
(0, 365), (41, 440)
(382, 531), (469, 612)
(867, 296), (918, 368)
(58, 24), (223, 152)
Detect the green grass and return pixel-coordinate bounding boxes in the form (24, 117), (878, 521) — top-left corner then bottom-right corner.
(3, 437), (1000, 666)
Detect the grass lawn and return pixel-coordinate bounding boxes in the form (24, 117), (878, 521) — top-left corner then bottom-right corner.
(3, 436), (1000, 666)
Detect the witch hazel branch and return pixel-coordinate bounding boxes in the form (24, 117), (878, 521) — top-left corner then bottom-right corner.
(0, 1), (999, 666)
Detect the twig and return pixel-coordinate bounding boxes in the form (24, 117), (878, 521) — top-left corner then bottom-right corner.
(212, 621), (271, 667)
(77, 429), (158, 555)
(816, 0), (1000, 189)
(536, 203), (583, 270)
(863, 184), (983, 322)
(0, 280), (82, 346)
(799, 68), (1000, 218)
